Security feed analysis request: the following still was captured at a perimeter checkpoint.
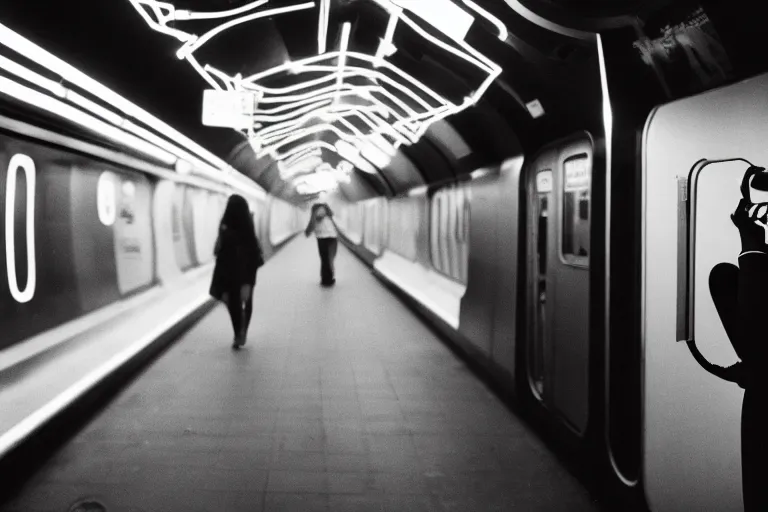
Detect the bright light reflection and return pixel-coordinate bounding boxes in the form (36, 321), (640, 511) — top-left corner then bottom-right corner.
(5, 154), (36, 304)
(357, 140), (392, 168)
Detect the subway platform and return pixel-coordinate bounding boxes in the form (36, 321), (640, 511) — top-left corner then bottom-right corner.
(0, 237), (600, 512)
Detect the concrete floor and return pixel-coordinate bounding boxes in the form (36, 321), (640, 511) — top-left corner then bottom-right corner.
(1, 237), (600, 512)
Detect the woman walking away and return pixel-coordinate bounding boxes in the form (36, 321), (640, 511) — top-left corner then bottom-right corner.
(210, 194), (264, 349)
(305, 203), (338, 286)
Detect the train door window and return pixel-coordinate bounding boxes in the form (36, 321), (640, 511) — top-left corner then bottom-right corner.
(561, 154), (590, 267)
(531, 169), (552, 398)
(536, 170), (552, 276)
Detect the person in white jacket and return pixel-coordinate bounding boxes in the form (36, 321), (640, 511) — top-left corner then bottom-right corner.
(305, 203), (339, 286)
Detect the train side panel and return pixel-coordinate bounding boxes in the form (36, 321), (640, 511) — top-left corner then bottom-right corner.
(0, 121), (301, 357)
(643, 72), (768, 512)
(0, 138), (83, 348)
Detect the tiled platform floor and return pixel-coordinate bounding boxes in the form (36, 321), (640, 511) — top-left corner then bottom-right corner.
(1, 237), (601, 512)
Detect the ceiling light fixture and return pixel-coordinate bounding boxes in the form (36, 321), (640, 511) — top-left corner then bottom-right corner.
(127, 0), (505, 166)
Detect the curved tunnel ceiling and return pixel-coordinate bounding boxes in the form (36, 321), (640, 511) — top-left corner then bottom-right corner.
(0, 0), (678, 204)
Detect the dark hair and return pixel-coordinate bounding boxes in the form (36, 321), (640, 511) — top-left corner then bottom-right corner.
(220, 194), (258, 246)
(312, 203), (332, 217)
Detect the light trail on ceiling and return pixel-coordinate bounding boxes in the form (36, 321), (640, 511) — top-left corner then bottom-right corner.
(127, 0), (506, 192)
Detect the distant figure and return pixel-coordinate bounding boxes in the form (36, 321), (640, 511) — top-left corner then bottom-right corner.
(210, 195), (263, 349)
(305, 203), (338, 286)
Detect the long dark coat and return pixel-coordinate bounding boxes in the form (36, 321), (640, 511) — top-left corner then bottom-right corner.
(209, 226), (263, 301)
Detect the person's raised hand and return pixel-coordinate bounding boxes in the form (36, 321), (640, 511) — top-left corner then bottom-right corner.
(731, 198), (768, 253)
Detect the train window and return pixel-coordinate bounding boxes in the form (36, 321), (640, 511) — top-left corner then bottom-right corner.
(428, 185), (469, 284)
(561, 155), (590, 266)
(536, 170), (552, 275)
(538, 195), (548, 275)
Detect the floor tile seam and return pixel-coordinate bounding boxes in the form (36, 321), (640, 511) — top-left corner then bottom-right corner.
(311, 376), (331, 475)
(337, 360), (369, 459)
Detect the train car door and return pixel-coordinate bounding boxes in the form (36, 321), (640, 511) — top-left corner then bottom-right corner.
(527, 150), (555, 400)
(526, 135), (593, 434)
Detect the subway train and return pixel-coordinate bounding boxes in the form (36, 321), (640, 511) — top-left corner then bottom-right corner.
(325, 47), (768, 512)
(0, 113), (304, 353)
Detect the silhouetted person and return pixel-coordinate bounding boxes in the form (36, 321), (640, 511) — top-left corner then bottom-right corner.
(691, 165), (768, 511)
(210, 195), (263, 349)
(305, 203), (338, 286)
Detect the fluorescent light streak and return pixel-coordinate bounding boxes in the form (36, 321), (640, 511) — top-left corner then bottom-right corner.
(128, 0), (192, 42)
(189, 56), (224, 90)
(258, 114), (401, 159)
(174, 0), (268, 20)
(5, 154), (36, 304)
(0, 21), (259, 190)
(257, 122), (358, 157)
(0, 54), (66, 98)
(387, 0), (474, 42)
(460, 0), (507, 40)
(270, 63), (437, 116)
(500, 0), (593, 40)
(250, 76), (415, 118)
(357, 140), (392, 168)
(256, 84), (405, 122)
(369, 133), (397, 156)
(273, 140), (338, 160)
(0, 74), (177, 165)
(65, 91), (126, 125)
(335, 108), (409, 147)
(279, 154), (323, 179)
(596, 34), (613, 161)
(176, 2), (315, 59)
(245, 67), (439, 147)
(334, 140), (360, 159)
(335, 140), (379, 174)
(259, 83), (420, 133)
(375, 12), (400, 67)
(318, 0), (330, 54)
(284, 147), (322, 166)
(246, 55), (445, 109)
(336, 23), (351, 103)
(126, 0), (507, 169)
(0, 53), (216, 173)
(390, 8), (495, 75)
